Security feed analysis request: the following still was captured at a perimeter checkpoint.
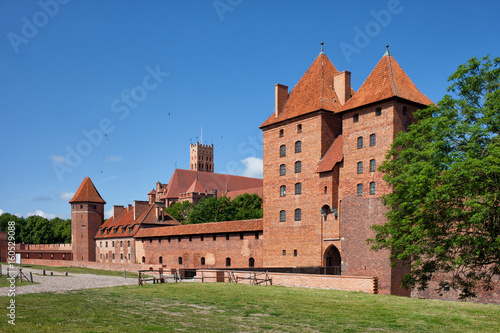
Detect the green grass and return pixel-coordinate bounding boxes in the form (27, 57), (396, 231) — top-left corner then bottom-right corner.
(1, 263), (139, 278)
(0, 275), (39, 288)
(0, 282), (499, 332)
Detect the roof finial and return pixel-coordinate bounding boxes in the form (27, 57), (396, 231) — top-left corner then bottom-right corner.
(384, 44), (391, 56)
(319, 41), (325, 55)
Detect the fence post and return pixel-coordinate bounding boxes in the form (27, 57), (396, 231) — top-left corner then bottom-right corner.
(30, 272), (33, 283)
(124, 270), (126, 279)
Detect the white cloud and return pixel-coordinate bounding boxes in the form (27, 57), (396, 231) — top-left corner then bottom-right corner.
(104, 155), (123, 162)
(49, 155), (66, 163)
(105, 207), (114, 219)
(57, 192), (75, 201)
(24, 210), (56, 219)
(0, 208), (4, 215)
(240, 157), (263, 178)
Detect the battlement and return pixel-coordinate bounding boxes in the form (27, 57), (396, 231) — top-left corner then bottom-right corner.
(190, 142), (213, 150)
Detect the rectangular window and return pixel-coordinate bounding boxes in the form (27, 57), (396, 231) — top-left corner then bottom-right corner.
(295, 183), (302, 195)
(353, 114), (359, 123)
(357, 137), (363, 149)
(282, 250), (286, 256)
(370, 134), (376, 147)
(370, 159), (376, 172)
(280, 185), (286, 197)
(370, 182), (376, 195)
(375, 107), (382, 116)
(297, 124), (302, 133)
(357, 161), (363, 174)
(295, 161), (301, 173)
(357, 184), (363, 196)
(279, 129), (284, 137)
(280, 210), (286, 222)
(294, 250), (297, 257)
(295, 141), (302, 153)
(280, 145), (286, 157)
(294, 209), (302, 221)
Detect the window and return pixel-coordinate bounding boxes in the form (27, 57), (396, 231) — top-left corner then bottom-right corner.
(121, 227), (125, 234)
(295, 208), (302, 221)
(370, 182), (376, 195)
(113, 228), (117, 234)
(357, 161), (363, 174)
(129, 227), (133, 233)
(189, 236), (192, 242)
(201, 235), (204, 241)
(280, 185), (286, 197)
(295, 183), (302, 195)
(297, 124), (302, 133)
(226, 257), (231, 267)
(375, 107), (382, 116)
(403, 106), (408, 115)
(357, 184), (363, 196)
(112, 253), (115, 260)
(120, 241), (123, 247)
(357, 137), (363, 149)
(249, 257), (255, 267)
(159, 238), (162, 243)
(178, 257), (183, 265)
(324, 186), (328, 194)
(295, 141), (302, 153)
(280, 210), (286, 222)
(280, 164), (286, 176)
(159, 256), (163, 264)
(106, 254), (108, 259)
(295, 161), (301, 173)
(240, 233), (244, 240)
(178, 236), (181, 242)
(213, 234), (216, 241)
(353, 114), (359, 123)
(112, 241), (115, 247)
(128, 253), (130, 260)
(149, 238), (152, 243)
(105, 241), (108, 247)
(100, 241), (102, 248)
(80, 205), (83, 209)
(279, 129), (284, 137)
(294, 250), (298, 257)
(280, 145), (286, 157)
(255, 232), (259, 239)
(370, 134), (376, 147)
(282, 250), (286, 256)
(120, 253), (123, 260)
(370, 159), (376, 172)
(201, 257), (206, 265)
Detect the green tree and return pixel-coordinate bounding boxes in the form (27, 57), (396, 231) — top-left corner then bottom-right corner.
(231, 193), (263, 220)
(50, 217), (71, 243)
(371, 55), (500, 299)
(20, 215), (53, 244)
(188, 196), (236, 224)
(0, 213), (26, 243)
(165, 201), (195, 224)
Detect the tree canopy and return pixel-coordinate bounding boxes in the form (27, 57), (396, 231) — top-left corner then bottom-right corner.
(0, 212), (71, 244)
(371, 55), (500, 299)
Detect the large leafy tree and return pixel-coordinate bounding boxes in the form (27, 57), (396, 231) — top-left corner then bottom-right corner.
(165, 200), (195, 224)
(231, 193), (263, 220)
(371, 55), (500, 299)
(0, 213), (26, 243)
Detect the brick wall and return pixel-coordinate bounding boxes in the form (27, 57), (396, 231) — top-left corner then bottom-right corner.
(95, 237), (136, 264)
(71, 202), (104, 261)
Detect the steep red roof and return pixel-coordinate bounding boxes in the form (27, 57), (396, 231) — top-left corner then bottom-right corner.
(69, 177), (106, 204)
(185, 178), (205, 194)
(159, 169), (263, 200)
(226, 187), (263, 200)
(260, 53), (346, 128)
(341, 51), (433, 112)
(135, 219), (263, 238)
(316, 135), (343, 173)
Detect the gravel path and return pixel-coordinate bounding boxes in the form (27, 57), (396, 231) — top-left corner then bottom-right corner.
(0, 265), (137, 296)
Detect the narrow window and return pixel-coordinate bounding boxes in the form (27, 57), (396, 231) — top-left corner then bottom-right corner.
(255, 232), (259, 239)
(149, 238), (152, 243)
(370, 159), (376, 172)
(280, 145), (286, 157)
(357, 137), (363, 149)
(201, 257), (206, 265)
(370, 134), (376, 147)
(324, 186), (328, 194)
(297, 124), (302, 133)
(142, 256), (146, 263)
(213, 234), (216, 241)
(128, 253), (130, 260)
(120, 241), (123, 247)
(357, 161), (363, 174)
(295, 161), (302, 173)
(295, 141), (302, 153)
(100, 241), (102, 248)
(178, 236), (181, 242)
(240, 233), (244, 240)
(100, 253), (102, 259)
(189, 236), (192, 242)
(403, 106), (408, 115)
(226, 257), (231, 267)
(178, 257), (183, 265)
(353, 114), (359, 123)
(159, 256), (163, 264)
(282, 250), (286, 256)
(279, 129), (284, 137)
(280, 164), (286, 176)
(226, 233), (230, 240)
(80, 205), (83, 209)
(159, 238), (162, 243)
(375, 107), (382, 116)
(280, 185), (286, 197)
(106, 254), (108, 259)
(105, 241), (108, 247)
(201, 235), (204, 241)
(120, 253), (123, 260)
(357, 184), (363, 196)
(112, 253), (115, 259)
(280, 210), (286, 222)
(249, 257), (255, 267)
(295, 208), (302, 221)
(294, 250), (297, 257)
(295, 183), (302, 195)
(112, 241), (115, 247)
(370, 182), (376, 195)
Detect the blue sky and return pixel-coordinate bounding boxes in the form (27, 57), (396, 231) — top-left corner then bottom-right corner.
(1, 0), (499, 220)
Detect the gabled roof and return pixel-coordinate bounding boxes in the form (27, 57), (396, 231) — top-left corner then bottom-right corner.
(340, 51), (433, 112)
(134, 219), (263, 238)
(159, 169), (262, 200)
(260, 53), (347, 128)
(69, 177), (106, 204)
(226, 187), (263, 200)
(185, 178), (205, 194)
(316, 135), (343, 173)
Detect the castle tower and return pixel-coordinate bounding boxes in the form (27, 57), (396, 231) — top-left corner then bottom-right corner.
(190, 142), (214, 173)
(69, 177), (106, 261)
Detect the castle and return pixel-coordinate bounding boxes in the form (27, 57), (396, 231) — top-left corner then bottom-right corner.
(21, 46), (491, 300)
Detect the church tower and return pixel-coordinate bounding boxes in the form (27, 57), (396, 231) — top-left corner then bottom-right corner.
(69, 177), (106, 261)
(190, 142), (214, 172)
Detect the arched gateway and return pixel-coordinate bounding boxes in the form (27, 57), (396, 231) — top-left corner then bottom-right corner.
(324, 245), (341, 275)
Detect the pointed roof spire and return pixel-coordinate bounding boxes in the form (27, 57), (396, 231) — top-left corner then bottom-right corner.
(186, 177), (205, 194)
(319, 41), (325, 55)
(69, 177), (106, 204)
(384, 44), (391, 57)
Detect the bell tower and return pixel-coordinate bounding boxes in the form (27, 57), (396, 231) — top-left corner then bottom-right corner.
(190, 142), (214, 173)
(69, 177), (106, 261)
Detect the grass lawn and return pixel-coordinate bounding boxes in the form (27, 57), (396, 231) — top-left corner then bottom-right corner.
(0, 282), (499, 332)
(0, 275), (39, 288)
(0, 263), (140, 279)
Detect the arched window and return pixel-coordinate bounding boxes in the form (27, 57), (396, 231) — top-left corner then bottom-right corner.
(370, 134), (376, 146)
(357, 161), (363, 174)
(120, 253), (123, 260)
(128, 253), (130, 260)
(280, 164), (286, 176)
(201, 257), (206, 265)
(370, 182), (376, 195)
(249, 257), (255, 267)
(112, 241), (114, 247)
(226, 257), (231, 267)
(295, 141), (302, 153)
(159, 256), (163, 264)
(294, 208), (302, 221)
(178, 257), (183, 265)
(280, 185), (286, 197)
(295, 161), (302, 173)
(295, 183), (302, 195)
(280, 145), (286, 157)
(357, 184), (363, 196)
(106, 254), (108, 259)
(127, 240), (130, 247)
(370, 159), (376, 172)
(357, 137), (363, 149)
(112, 253), (115, 260)
(280, 210), (286, 222)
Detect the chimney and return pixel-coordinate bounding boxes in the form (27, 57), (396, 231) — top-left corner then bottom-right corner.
(134, 201), (149, 220)
(127, 204), (132, 212)
(275, 84), (288, 117)
(334, 71), (351, 105)
(113, 205), (125, 219)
